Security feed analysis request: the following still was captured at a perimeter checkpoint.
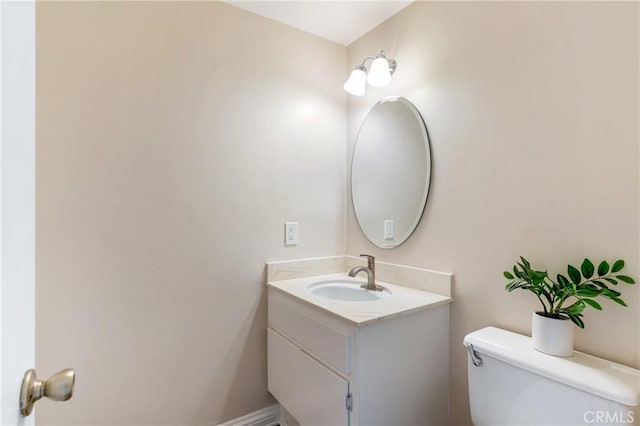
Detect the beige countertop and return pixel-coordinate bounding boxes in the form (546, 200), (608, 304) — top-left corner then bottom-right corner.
(267, 272), (452, 326)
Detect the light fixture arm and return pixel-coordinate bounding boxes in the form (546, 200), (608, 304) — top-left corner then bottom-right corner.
(387, 59), (397, 75)
(358, 56), (376, 69)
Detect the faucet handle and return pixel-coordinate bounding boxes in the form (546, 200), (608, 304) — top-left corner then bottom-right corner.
(359, 254), (375, 270)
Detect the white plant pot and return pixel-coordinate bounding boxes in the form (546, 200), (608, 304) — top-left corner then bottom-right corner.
(531, 312), (574, 357)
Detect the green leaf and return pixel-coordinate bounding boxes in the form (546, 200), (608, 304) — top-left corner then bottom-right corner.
(503, 271), (514, 279)
(568, 314), (585, 328)
(505, 281), (518, 291)
(611, 259), (625, 273)
(610, 297), (628, 307)
(576, 287), (599, 297)
(616, 275), (636, 284)
(566, 301), (585, 315)
(557, 274), (570, 287)
(520, 256), (531, 268)
(597, 261), (609, 276)
(567, 265), (581, 284)
(601, 288), (621, 297)
(513, 266), (521, 278)
(604, 277), (618, 285)
(582, 298), (603, 310)
(581, 259), (594, 279)
(529, 270), (548, 285)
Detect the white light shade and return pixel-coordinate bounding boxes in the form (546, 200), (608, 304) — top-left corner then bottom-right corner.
(367, 57), (392, 88)
(343, 68), (367, 96)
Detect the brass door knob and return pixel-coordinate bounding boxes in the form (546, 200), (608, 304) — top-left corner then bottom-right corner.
(19, 368), (75, 417)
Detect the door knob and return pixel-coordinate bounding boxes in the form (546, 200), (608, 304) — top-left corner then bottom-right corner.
(19, 368), (75, 417)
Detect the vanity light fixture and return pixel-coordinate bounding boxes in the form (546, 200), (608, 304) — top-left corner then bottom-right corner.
(343, 50), (397, 96)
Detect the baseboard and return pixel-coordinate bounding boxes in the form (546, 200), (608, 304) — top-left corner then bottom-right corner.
(216, 404), (280, 426)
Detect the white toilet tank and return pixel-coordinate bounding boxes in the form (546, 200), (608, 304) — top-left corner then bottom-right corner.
(464, 327), (639, 426)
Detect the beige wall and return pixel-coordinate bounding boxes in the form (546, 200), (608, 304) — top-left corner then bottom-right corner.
(346, 2), (639, 425)
(36, 2), (345, 424)
(37, 2), (640, 425)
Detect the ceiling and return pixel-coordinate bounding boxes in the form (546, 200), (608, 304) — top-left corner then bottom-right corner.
(225, 1), (413, 46)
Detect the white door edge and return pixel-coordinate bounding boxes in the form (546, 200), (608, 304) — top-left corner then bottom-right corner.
(0, 1), (36, 425)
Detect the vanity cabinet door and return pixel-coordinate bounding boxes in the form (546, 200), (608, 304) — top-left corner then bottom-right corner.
(268, 328), (349, 426)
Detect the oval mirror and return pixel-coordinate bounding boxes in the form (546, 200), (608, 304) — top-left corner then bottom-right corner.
(351, 97), (432, 248)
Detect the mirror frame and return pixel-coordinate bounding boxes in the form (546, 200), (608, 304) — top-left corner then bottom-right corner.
(350, 96), (432, 249)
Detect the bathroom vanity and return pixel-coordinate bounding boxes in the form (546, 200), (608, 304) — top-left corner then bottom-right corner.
(266, 256), (453, 426)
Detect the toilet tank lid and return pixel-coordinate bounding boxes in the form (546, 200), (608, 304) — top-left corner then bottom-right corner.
(464, 327), (639, 407)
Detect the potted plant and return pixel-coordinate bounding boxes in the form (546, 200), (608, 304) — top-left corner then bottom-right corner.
(503, 256), (636, 356)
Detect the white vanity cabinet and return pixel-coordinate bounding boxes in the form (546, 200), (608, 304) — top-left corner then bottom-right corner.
(267, 288), (450, 426)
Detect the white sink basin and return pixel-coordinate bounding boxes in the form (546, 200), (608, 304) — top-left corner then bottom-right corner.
(308, 280), (391, 302)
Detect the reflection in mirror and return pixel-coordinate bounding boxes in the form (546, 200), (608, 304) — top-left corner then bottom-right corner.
(351, 97), (431, 248)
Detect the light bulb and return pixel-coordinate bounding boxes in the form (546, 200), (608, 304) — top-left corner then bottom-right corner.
(343, 66), (367, 96)
(367, 56), (392, 88)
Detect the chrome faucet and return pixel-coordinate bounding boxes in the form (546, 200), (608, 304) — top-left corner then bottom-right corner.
(348, 254), (382, 291)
